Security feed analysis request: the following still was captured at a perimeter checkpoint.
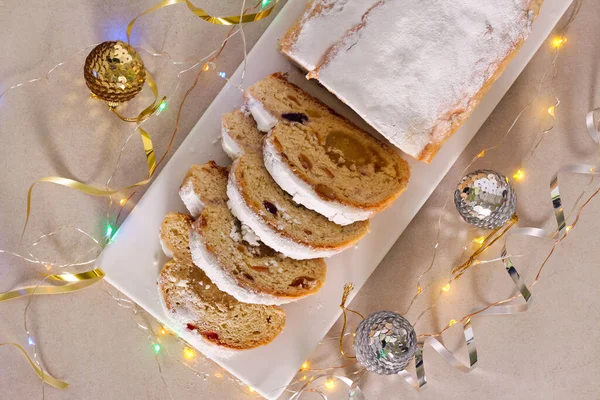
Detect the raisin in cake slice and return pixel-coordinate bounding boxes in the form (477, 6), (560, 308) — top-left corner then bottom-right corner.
(180, 161), (327, 305)
(158, 260), (285, 350)
(223, 109), (369, 259)
(158, 214), (285, 350)
(243, 73), (410, 225)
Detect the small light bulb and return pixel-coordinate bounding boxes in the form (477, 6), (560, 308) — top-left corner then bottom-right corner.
(300, 375), (307, 381)
(262, 0), (271, 8)
(325, 379), (335, 389)
(473, 236), (485, 245)
(547, 106), (555, 117)
(28, 337), (35, 346)
(301, 361), (309, 370)
(184, 347), (195, 359)
(248, 386), (255, 393)
(552, 36), (567, 48)
(153, 343), (161, 354)
(565, 225), (572, 232)
(214, 372), (223, 378)
(442, 283), (451, 292)
(513, 169), (525, 181)
(448, 319), (457, 327)
(119, 198), (126, 206)
(477, 150), (485, 158)
(218, 72), (226, 79)
(417, 284), (422, 294)
(105, 224), (113, 238)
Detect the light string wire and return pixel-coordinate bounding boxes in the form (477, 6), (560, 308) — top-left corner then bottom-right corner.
(0, 0), (276, 397)
(328, 0), (595, 393)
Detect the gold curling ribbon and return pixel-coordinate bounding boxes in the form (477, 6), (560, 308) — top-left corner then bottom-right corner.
(111, 71), (166, 124)
(339, 283), (364, 359)
(0, 343), (69, 390)
(23, 0), (281, 236)
(0, 269), (105, 303)
(126, 0), (280, 43)
(452, 214), (518, 280)
(0, 269), (104, 389)
(23, 77), (160, 237)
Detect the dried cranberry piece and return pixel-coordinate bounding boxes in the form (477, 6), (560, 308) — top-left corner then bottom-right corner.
(202, 331), (219, 341)
(186, 323), (198, 331)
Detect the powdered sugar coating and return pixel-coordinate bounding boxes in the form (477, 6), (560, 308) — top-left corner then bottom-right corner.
(179, 181), (205, 218)
(285, 0), (378, 71)
(227, 166), (346, 259)
(245, 94), (278, 132)
(221, 123), (243, 159)
(307, 0), (538, 160)
(189, 230), (295, 305)
(159, 236), (174, 259)
(262, 135), (373, 225)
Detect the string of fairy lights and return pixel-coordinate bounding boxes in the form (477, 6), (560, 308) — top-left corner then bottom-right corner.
(399, 3), (584, 335)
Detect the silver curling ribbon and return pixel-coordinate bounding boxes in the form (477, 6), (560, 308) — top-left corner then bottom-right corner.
(586, 107), (600, 143)
(398, 317), (478, 389)
(399, 110), (600, 390)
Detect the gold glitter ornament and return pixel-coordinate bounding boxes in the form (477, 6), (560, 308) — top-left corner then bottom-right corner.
(83, 41), (146, 108)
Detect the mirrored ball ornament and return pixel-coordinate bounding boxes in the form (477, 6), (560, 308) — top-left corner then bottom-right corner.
(354, 311), (417, 375)
(83, 40), (146, 108)
(454, 169), (517, 229)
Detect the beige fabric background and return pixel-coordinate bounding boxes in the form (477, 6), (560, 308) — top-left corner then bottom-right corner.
(1, 0), (599, 399)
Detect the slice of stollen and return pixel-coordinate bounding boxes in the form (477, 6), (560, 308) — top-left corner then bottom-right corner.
(221, 108), (265, 159)
(222, 110), (369, 259)
(182, 161), (327, 305)
(158, 259), (285, 350)
(179, 161), (230, 218)
(159, 212), (194, 263)
(243, 73), (410, 226)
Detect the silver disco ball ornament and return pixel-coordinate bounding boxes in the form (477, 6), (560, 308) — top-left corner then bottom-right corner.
(354, 311), (417, 375)
(454, 169), (517, 229)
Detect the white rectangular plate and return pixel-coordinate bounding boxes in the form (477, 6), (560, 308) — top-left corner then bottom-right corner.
(97, 0), (573, 398)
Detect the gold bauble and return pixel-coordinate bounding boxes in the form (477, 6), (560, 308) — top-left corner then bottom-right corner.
(83, 41), (146, 108)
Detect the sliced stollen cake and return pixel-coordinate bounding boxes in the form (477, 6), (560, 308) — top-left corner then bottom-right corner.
(221, 109), (265, 158)
(223, 109), (369, 259)
(180, 161), (327, 305)
(179, 161), (230, 218)
(158, 260), (285, 350)
(243, 73), (410, 225)
(158, 213), (285, 350)
(159, 212), (194, 263)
